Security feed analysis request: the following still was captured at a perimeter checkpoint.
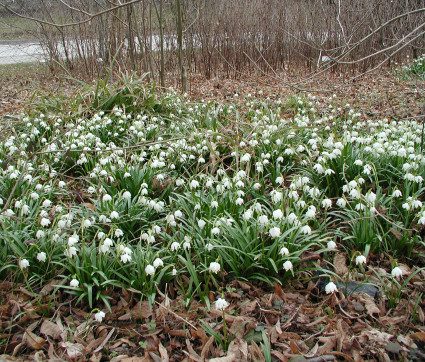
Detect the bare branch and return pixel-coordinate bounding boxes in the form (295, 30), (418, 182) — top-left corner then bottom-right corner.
(0, 0), (143, 28)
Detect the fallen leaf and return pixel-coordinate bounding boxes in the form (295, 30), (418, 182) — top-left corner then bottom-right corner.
(289, 340), (300, 354)
(60, 342), (85, 359)
(201, 336), (215, 359)
(40, 320), (63, 340)
(23, 330), (46, 350)
(411, 331), (425, 342)
(358, 293), (382, 316)
(334, 253), (349, 276)
(131, 301), (152, 320)
(83, 202), (96, 210)
(210, 338), (248, 361)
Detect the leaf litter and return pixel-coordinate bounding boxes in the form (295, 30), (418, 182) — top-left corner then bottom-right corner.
(0, 68), (425, 361)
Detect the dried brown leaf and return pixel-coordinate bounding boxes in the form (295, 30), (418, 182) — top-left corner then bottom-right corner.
(40, 320), (63, 340)
(131, 301), (152, 320)
(60, 342), (85, 359)
(240, 299), (257, 315)
(200, 336), (215, 360)
(358, 293), (382, 316)
(249, 341), (265, 361)
(83, 202), (96, 211)
(183, 339), (202, 362)
(411, 331), (425, 342)
(334, 253), (348, 276)
(209, 338), (248, 362)
(23, 330), (46, 350)
(158, 342), (169, 362)
(39, 279), (62, 297)
(289, 340), (300, 354)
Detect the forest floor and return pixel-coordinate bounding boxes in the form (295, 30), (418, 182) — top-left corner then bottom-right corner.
(0, 64), (425, 362)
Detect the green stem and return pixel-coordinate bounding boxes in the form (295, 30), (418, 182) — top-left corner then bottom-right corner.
(222, 309), (228, 350)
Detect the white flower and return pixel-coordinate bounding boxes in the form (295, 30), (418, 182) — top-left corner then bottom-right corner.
(70, 279), (79, 287)
(115, 229), (124, 238)
(123, 191), (132, 200)
(19, 259), (30, 269)
(103, 194), (112, 202)
(402, 203), (410, 211)
(211, 227), (220, 235)
(258, 215), (269, 225)
(392, 189), (402, 198)
(145, 264), (155, 275)
(336, 198), (347, 208)
(87, 186), (95, 193)
(190, 180), (200, 189)
(273, 209), (284, 219)
(215, 297), (229, 311)
(235, 197), (244, 206)
(153, 258), (164, 268)
(100, 244), (110, 253)
(300, 225), (312, 234)
(286, 213), (298, 225)
(94, 311), (106, 322)
(253, 183), (261, 190)
(37, 252), (46, 262)
(198, 219), (206, 229)
(327, 241), (337, 249)
(412, 199), (423, 209)
(365, 192), (376, 204)
(271, 190), (283, 204)
(283, 260), (293, 271)
(30, 192), (39, 200)
(42, 199), (52, 208)
(209, 262), (221, 274)
(120, 253), (132, 263)
(243, 209), (253, 220)
(211, 200), (219, 208)
(170, 242), (180, 251)
(325, 281), (338, 294)
(68, 236), (78, 246)
(240, 153), (251, 163)
(348, 180), (358, 189)
(391, 266), (403, 278)
(104, 238), (113, 247)
(349, 189), (361, 199)
(279, 247), (289, 256)
(269, 227), (281, 238)
(40, 218), (51, 227)
(64, 246), (77, 258)
(174, 210), (183, 218)
(183, 240), (191, 249)
(355, 203), (366, 211)
(124, 172), (131, 178)
(355, 255), (367, 265)
(83, 219), (92, 228)
(110, 211), (119, 219)
(36, 230), (45, 239)
(321, 199), (332, 209)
